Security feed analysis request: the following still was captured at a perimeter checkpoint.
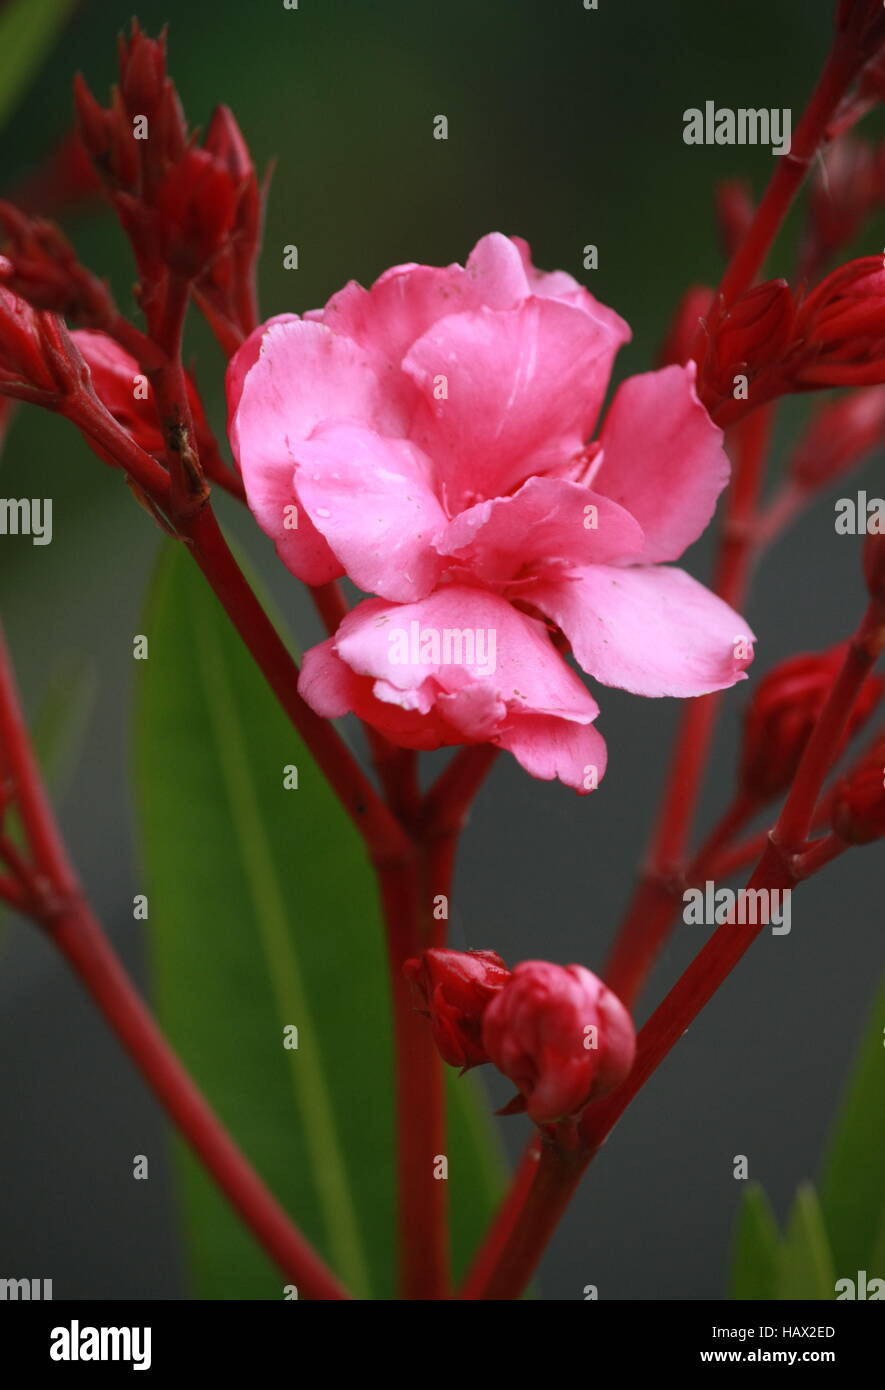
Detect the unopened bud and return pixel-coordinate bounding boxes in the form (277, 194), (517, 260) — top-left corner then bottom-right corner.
(481, 961), (635, 1125)
(741, 646), (883, 801)
(831, 735), (885, 843)
(403, 948), (510, 1071)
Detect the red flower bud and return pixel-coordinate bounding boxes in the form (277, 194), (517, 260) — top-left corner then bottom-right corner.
(657, 285), (714, 368)
(403, 948), (510, 1070)
(205, 105), (255, 184)
(831, 734), (885, 843)
(788, 386), (885, 491)
(701, 280), (795, 403)
(793, 257), (885, 387)
(481, 962), (635, 1125)
(118, 21), (168, 116)
(70, 329), (222, 473)
(155, 148), (239, 277)
(0, 203), (117, 328)
(116, 21), (187, 180)
(0, 281), (68, 395)
(69, 330), (164, 460)
(741, 646), (884, 801)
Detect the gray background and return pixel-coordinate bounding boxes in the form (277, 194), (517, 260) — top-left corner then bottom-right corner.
(0, 0), (882, 1299)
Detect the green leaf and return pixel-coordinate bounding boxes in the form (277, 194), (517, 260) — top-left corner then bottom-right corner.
(776, 1184), (835, 1300)
(867, 1210), (885, 1285)
(0, 0), (73, 131)
(730, 1184), (781, 1300)
(135, 541), (503, 1298)
(820, 975), (885, 1277)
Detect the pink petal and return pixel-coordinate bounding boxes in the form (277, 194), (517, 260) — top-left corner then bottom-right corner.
(228, 318), (407, 584)
(510, 236), (632, 345)
(333, 589), (596, 711)
(299, 640), (451, 748)
(311, 265), (469, 373)
(403, 297), (623, 509)
(310, 234), (537, 370)
(293, 421), (447, 601)
(298, 589), (607, 789)
(593, 365), (730, 564)
(226, 312), (298, 452)
(533, 564), (755, 697)
(463, 233), (532, 309)
(497, 716), (608, 793)
(437, 475), (645, 582)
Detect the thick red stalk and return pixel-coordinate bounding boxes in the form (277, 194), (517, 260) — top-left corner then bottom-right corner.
(717, 45), (861, 307)
(377, 851), (449, 1299)
(460, 1137), (542, 1297)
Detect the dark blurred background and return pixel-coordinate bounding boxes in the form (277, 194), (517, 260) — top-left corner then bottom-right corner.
(0, 0), (882, 1300)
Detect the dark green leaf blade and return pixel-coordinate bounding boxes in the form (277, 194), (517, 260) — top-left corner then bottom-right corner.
(0, 0), (73, 131)
(730, 1183), (781, 1300)
(820, 975), (885, 1278)
(777, 1184), (835, 1300)
(135, 541), (502, 1298)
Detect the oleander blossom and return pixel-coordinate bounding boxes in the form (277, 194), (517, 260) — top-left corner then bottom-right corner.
(227, 233), (754, 789)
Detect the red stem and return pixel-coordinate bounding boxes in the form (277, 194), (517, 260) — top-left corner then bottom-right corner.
(461, 591), (884, 1300)
(377, 850), (449, 1299)
(422, 745), (499, 840)
(53, 902), (350, 1301)
(0, 626), (347, 1299)
(460, 1137), (542, 1298)
(716, 45), (860, 308)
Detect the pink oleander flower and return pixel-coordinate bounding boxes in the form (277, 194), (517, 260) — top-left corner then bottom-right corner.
(227, 234), (754, 789)
(481, 961), (636, 1125)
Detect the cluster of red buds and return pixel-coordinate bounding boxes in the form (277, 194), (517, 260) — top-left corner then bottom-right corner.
(1, 22), (266, 353)
(405, 949), (636, 1126)
(696, 255), (885, 420)
(72, 23), (262, 345)
(793, 256), (885, 387)
(740, 645), (884, 802)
